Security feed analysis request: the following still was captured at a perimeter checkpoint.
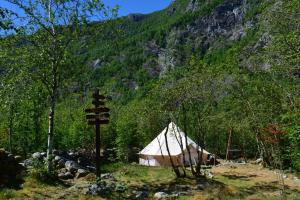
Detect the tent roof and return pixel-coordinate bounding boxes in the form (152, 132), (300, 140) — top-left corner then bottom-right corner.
(139, 122), (210, 156)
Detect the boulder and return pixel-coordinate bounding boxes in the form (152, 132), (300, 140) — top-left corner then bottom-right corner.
(14, 156), (22, 162)
(86, 182), (113, 196)
(40, 152), (47, 157)
(58, 172), (74, 180)
(0, 149), (24, 187)
(87, 166), (96, 172)
(154, 192), (168, 199)
(77, 157), (91, 167)
(76, 169), (89, 179)
(135, 191), (148, 199)
(255, 158), (263, 164)
(65, 161), (79, 173)
(127, 13), (144, 22)
(57, 168), (68, 174)
(54, 156), (62, 162)
(23, 158), (33, 167)
(57, 159), (66, 169)
(101, 173), (116, 181)
(32, 152), (42, 159)
(115, 183), (127, 193)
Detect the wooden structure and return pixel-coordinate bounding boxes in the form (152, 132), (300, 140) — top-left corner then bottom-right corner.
(226, 128), (245, 161)
(85, 89), (110, 178)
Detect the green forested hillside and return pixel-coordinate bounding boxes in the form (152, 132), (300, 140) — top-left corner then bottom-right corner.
(0, 0), (299, 171)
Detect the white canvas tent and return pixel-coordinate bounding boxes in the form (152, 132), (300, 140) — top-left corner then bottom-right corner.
(139, 122), (210, 167)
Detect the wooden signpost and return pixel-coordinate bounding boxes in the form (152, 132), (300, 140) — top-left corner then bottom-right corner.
(85, 89), (110, 178)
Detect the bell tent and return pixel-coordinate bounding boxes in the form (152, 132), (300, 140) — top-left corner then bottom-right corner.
(139, 122), (210, 167)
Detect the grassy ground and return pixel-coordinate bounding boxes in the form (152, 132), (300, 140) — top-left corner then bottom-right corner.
(0, 162), (299, 200)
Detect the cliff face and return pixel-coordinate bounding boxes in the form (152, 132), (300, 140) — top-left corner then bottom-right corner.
(145, 0), (251, 76)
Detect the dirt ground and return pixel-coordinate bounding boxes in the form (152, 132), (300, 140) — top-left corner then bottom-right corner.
(204, 160), (300, 200)
(1, 161), (299, 200)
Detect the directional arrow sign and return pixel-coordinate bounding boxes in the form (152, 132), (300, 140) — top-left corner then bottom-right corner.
(88, 119), (109, 125)
(85, 107), (110, 113)
(86, 113), (110, 120)
(92, 100), (105, 106)
(92, 93), (106, 100)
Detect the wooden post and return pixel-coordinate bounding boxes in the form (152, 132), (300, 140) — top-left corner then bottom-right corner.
(226, 128), (232, 161)
(85, 89), (110, 179)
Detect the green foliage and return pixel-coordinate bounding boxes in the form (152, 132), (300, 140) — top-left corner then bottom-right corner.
(0, 0), (299, 174)
(29, 158), (57, 184)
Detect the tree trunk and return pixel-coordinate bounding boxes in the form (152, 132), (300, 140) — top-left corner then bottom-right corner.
(47, 94), (56, 171)
(8, 105), (14, 153)
(182, 105), (195, 176)
(165, 124), (181, 177)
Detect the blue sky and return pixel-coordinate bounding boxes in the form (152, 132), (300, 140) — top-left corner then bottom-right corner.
(104, 0), (172, 16)
(0, 0), (173, 17)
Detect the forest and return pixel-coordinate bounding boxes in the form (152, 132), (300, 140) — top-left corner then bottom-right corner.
(0, 0), (299, 199)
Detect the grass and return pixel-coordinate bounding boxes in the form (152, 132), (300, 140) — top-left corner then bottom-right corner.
(0, 163), (299, 199)
(0, 177), (66, 200)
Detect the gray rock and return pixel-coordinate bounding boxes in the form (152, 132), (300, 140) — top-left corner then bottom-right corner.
(77, 157), (91, 167)
(58, 172), (73, 180)
(101, 173), (116, 180)
(154, 192), (168, 199)
(54, 156), (62, 162)
(57, 159), (66, 169)
(87, 166), (96, 172)
(58, 168), (68, 174)
(115, 183), (127, 193)
(171, 191), (180, 198)
(76, 169), (89, 179)
(255, 158), (263, 164)
(65, 160), (79, 173)
(127, 13), (144, 22)
(14, 155), (22, 162)
(23, 158), (33, 167)
(197, 184), (206, 190)
(294, 178), (300, 184)
(32, 152), (42, 159)
(40, 152), (46, 157)
(86, 182), (113, 196)
(135, 191), (148, 199)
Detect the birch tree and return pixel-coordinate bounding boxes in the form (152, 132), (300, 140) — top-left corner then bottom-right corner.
(1, 0), (117, 171)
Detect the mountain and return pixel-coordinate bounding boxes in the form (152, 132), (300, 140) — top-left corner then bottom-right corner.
(0, 0), (299, 170)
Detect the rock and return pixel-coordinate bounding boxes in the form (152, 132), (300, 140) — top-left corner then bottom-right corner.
(167, 7), (176, 15)
(14, 155), (22, 162)
(40, 152), (46, 157)
(197, 184), (206, 190)
(255, 158), (263, 164)
(58, 168), (68, 174)
(32, 152), (42, 159)
(58, 172), (73, 180)
(0, 149), (25, 187)
(127, 13), (144, 22)
(54, 156), (62, 162)
(175, 184), (190, 190)
(86, 182), (113, 196)
(77, 157), (91, 167)
(53, 149), (59, 155)
(76, 169), (89, 179)
(115, 183), (127, 193)
(171, 191), (180, 198)
(101, 173), (116, 181)
(207, 172), (214, 179)
(135, 191), (148, 199)
(154, 192), (168, 199)
(87, 166), (96, 172)
(65, 161), (79, 173)
(57, 159), (66, 169)
(23, 158), (33, 167)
